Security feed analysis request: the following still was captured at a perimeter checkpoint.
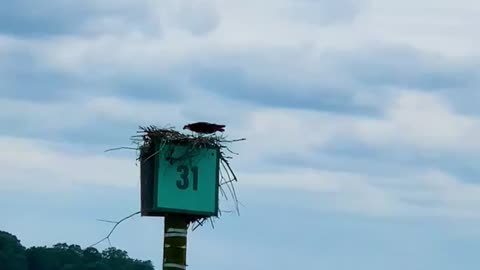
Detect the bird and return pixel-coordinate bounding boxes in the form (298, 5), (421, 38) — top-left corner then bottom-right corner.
(183, 122), (225, 134)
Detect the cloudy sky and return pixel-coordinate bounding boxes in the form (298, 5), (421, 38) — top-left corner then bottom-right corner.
(1, 0), (480, 269)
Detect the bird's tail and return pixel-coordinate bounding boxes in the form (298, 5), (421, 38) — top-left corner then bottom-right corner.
(216, 124), (225, 132)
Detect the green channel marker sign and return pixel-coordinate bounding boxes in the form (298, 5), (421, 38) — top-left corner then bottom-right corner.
(153, 143), (219, 217)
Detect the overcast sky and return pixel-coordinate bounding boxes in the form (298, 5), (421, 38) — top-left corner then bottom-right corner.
(1, 1), (480, 269)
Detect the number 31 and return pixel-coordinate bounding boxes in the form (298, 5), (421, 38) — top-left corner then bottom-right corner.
(176, 165), (199, 191)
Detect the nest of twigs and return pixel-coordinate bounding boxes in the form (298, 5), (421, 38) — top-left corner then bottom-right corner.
(130, 125), (245, 229)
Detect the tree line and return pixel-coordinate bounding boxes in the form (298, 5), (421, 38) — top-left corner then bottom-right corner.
(0, 230), (154, 270)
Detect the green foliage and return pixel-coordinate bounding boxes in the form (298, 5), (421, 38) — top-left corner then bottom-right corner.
(0, 231), (154, 270)
(0, 231), (28, 270)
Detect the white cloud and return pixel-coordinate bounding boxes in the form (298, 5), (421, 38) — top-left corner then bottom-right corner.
(236, 90), (480, 160)
(153, 0), (220, 36)
(240, 168), (406, 217)
(286, 0), (361, 25)
(240, 167), (480, 219)
(351, 90), (480, 153)
(356, 0), (480, 57)
(2, 0), (480, 223)
(0, 136), (138, 191)
(2, 89), (480, 219)
(4, 89), (478, 164)
(3, 135), (480, 219)
(240, 108), (348, 158)
(34, 0), (479, 75)
(0, 96), (187, 133)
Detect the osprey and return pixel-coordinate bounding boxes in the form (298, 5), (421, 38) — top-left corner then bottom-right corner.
(183, 122), (225, 134)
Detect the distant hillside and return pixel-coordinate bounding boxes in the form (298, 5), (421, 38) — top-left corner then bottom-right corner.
(0, 230), (154, 270)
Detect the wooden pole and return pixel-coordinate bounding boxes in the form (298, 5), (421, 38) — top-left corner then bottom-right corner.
(163, 214), (189, 270)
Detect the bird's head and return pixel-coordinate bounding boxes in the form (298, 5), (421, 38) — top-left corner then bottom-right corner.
(183, 124), (189, 130)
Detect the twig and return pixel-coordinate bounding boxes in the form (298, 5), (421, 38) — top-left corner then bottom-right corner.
(219, 138), (247, 143)
(221, 157), (238, 182)
(89, 211), (141, 248)
(222, 146), (239, 155)
(96, 219), (118, 224)
(209, 218), (215, 229)
(220, 159), (232, 181)
(143, 150), (160, 162)
(104, 147), (138, 153)
(219, 170), (229, 200)
(219, 183), (228, 200)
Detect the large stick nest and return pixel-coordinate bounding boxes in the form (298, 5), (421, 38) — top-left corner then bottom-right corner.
(131, 125), (246, 229)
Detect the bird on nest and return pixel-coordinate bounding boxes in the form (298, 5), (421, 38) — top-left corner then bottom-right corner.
(183, 122), (225, 135)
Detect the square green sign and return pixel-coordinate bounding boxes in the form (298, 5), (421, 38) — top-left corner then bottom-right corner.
(154, 143), (219, 217)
